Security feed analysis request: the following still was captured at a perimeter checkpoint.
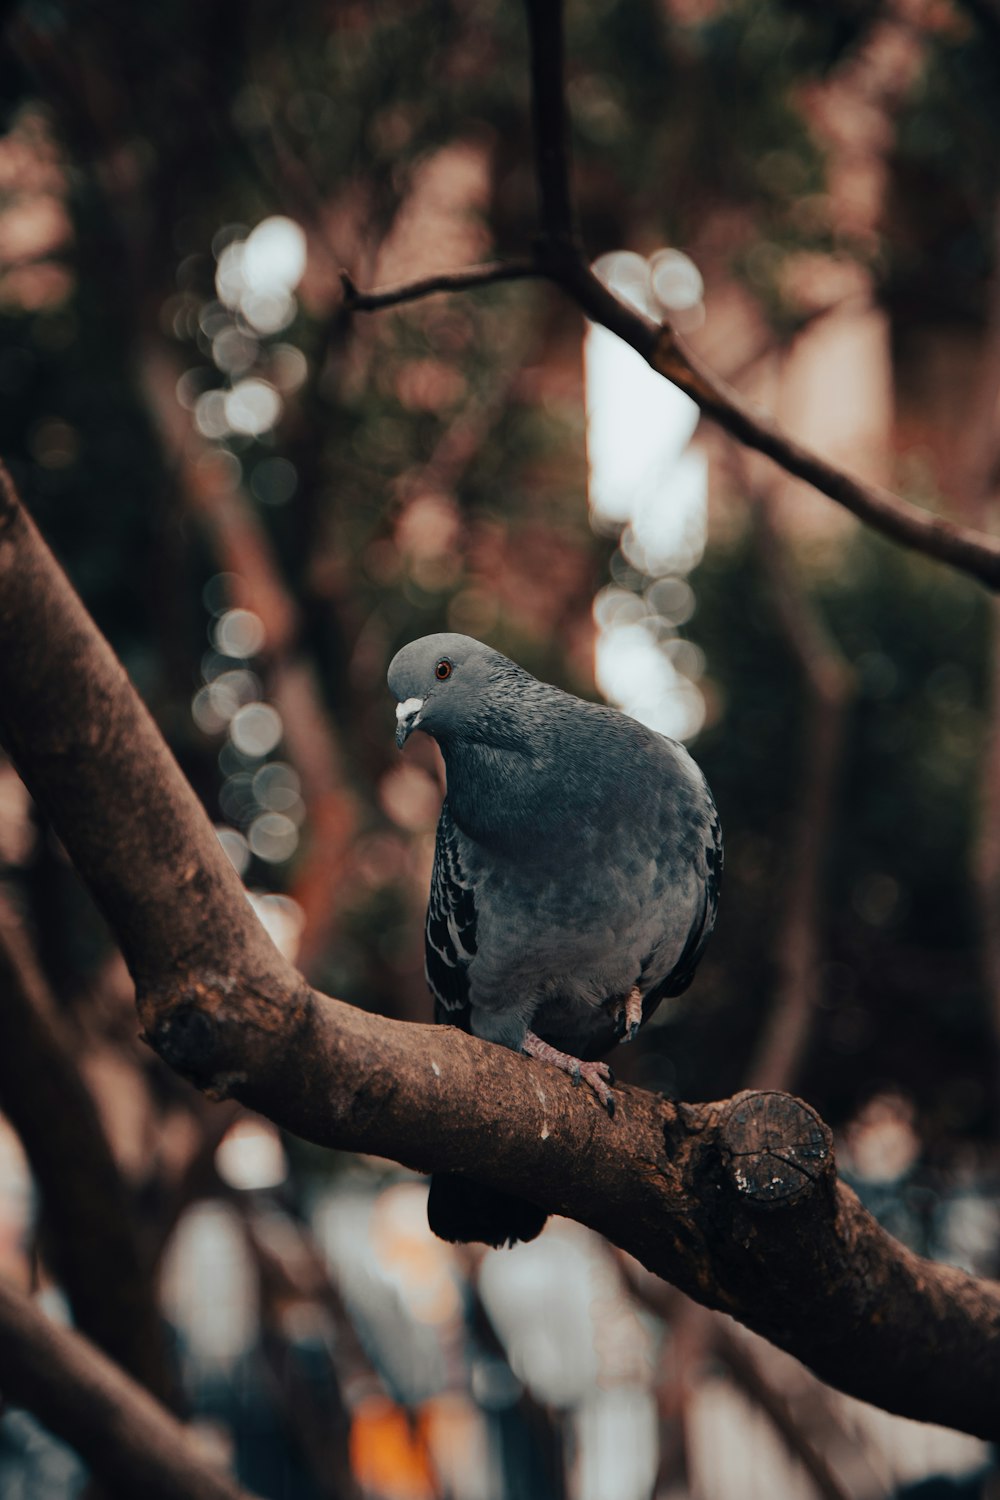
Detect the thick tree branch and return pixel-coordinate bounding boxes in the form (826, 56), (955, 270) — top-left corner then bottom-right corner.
(0, 470), (308, 1030)
(1, 471), (1000, 1440)
(0, 1279), (257, 1500)
(0, 891), (170, 1398)
(340, 0), (1000, 590)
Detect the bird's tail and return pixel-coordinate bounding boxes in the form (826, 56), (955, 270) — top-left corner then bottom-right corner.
(427, 1172), (547, 1248)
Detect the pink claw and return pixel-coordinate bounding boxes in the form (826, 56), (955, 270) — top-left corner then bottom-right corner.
(523, 1031), (616, 1116)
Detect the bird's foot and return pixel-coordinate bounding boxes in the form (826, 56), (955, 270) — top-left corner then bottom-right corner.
(612, 985), (643, 1045)
(522, 1031), (616, 1116)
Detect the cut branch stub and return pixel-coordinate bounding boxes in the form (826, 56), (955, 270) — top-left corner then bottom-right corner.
(720, 1091), (832, 1208)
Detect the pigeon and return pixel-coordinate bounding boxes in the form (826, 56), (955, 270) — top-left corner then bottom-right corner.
(387, 632), (722, 1248)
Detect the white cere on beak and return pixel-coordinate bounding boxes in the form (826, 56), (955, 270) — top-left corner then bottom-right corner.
(396, 696), (424, 726)
(395, 696), (425, 747)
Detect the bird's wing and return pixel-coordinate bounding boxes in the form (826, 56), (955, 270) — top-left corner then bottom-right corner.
(425, 799), (477, 1029)
(660, 787), (723, 999)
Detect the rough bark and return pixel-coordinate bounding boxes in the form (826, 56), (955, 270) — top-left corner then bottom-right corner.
(0, 1279), (257, 1500)
(1, 471), (1000, 1442)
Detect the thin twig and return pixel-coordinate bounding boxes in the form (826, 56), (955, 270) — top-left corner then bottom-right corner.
(341, 0), (1000, 591)
(340, 258), (540, 312)
(349, 248), (1000, 590)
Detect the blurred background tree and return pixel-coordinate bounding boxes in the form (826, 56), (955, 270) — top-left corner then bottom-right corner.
(0, 0), (999, 1495)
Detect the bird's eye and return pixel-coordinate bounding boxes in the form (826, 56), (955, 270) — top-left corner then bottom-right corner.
(435, 659), (453, 680)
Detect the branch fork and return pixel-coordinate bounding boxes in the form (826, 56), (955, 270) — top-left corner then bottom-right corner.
(335, 0), (1000, 591)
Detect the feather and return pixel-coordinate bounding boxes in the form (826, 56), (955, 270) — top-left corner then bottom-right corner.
(387, 632), (723, 1248)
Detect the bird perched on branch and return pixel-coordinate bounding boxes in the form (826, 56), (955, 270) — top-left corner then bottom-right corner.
(388, 632), (721, 1248)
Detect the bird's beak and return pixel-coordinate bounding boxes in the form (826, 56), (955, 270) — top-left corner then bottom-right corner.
(395, 696), (424, 749)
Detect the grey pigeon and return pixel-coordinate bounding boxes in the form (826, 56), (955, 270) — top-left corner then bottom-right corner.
(387, 632), (721, 1247)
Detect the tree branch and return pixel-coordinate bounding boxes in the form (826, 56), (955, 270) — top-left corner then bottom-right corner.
(141, 341), (359, 972)
(619, 1268), (855, 1500)
(0, 468), (307, 1028)
(0, 1279), (257, 1500)
(0, 890), (170, 1399)
(1, 470), (1000, 1439)
(340, 0), (1000, 591)
(240, 1207), (361, 1500)
(711, 1324), (856, 1500)
(340, 259), (540, 312)
(523, 0), (577, 245)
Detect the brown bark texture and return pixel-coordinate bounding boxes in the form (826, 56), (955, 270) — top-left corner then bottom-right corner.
(2, 469), (1000, 1441)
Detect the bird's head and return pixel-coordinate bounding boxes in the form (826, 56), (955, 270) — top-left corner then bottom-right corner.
(387, 633), (523, 749)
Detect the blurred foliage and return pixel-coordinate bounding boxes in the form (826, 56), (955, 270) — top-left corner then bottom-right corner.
(685, 528), (992, 1133)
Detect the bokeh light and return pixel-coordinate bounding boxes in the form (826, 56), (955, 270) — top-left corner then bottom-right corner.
(250, 455), (297, 506)
(229, 702), (283, 757)
(650, 247), (705, 313)
(223, 378), (283, 437)
(585, 249), (709, 740)
(191, 670), (261, 734)
(215, 215), (306, 335)
(215, 824), (250, 877)
(212, 608), (266, 659)
(595, 617), (706, 741)
(247, 811), (299, 863)
(245, 892), (305, 960)
(215, 1119), (289, 1192)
